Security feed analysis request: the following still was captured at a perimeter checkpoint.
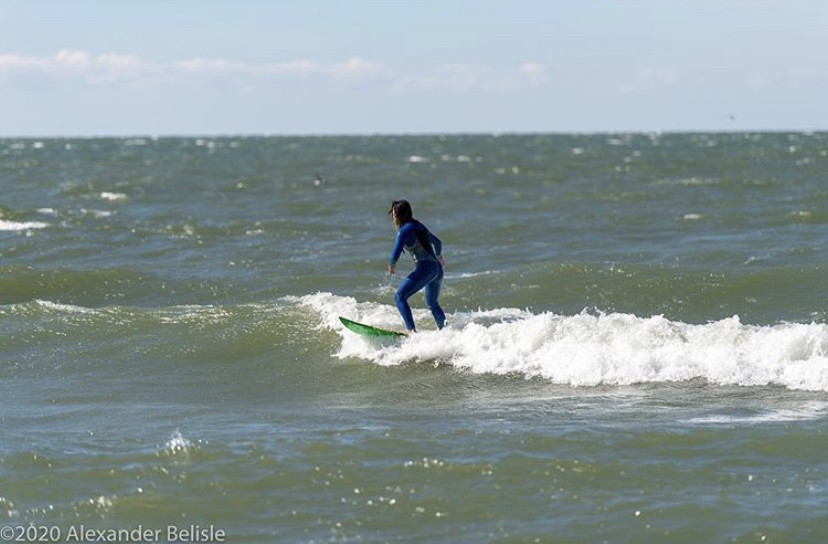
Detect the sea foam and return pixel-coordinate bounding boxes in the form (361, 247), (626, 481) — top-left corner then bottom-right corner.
(0, 219), (49, 231)
(300, 292), (828, 392)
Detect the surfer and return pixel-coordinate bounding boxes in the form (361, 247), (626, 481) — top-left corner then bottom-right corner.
(388, 200), (447, 332)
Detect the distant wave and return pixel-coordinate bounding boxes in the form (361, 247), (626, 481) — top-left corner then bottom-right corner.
(0, 219), (49, 231)
(300, 292), (828, 392)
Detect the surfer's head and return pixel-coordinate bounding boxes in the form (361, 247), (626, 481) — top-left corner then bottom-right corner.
(389, 200), (413, 228)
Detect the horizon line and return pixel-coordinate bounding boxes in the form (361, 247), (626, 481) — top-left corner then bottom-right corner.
(1, 128), (826, 140)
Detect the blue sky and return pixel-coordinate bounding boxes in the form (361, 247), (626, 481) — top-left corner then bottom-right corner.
(1, 0), (826, 136)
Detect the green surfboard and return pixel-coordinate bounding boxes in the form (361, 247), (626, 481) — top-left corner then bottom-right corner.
(339, 316), (405, 338)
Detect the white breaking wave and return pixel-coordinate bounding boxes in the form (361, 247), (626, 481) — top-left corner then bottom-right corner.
(163, 430), (193, 455)
(35, 299), (97, 314)
(100, 191), (128, 201)
(0, 219), (49, 231)
(300, 292), (828, 392)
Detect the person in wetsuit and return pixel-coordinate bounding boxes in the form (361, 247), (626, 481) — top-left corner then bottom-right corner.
(387, 200), (447, 332)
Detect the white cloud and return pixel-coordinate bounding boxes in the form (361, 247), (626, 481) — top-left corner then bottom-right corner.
(0, 49), (95, 74)
(0, 51), (52, 72)
(54, 49), (91, 71)
(0, 49), (382, 82)
(332, 57), (384, 78)
(174, 56), (385, 80)
(0, 49), (136, 83)
(0, 49), (546, 93)
(519, 62), (547, 86)
(96, 53), (147, 71)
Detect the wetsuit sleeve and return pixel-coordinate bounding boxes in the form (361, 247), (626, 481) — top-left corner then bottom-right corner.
(429, 232), (442, 257)
(389, 225), (409, 265)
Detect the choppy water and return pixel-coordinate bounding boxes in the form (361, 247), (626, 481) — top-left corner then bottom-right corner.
(2, 133), (828, 543)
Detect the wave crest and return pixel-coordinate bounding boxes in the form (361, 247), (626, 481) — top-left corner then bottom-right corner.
(301, 292), (828, 391)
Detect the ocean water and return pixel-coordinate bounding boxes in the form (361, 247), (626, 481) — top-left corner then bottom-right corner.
(2, 133), (828, 543)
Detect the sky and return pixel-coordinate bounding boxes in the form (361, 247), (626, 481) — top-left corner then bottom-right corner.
(1, 0), (827, 136)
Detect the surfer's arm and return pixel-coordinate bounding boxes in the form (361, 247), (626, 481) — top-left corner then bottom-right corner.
(388, 225), (411, 272)
(389, 233), (404, 265)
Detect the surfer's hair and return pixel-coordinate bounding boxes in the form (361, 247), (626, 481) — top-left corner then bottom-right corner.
(389, 200), (413, 227)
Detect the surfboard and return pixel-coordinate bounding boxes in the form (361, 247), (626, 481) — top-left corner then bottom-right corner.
(339, 316), (406, 338)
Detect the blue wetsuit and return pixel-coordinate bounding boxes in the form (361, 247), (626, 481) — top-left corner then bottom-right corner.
(389, 220), (446, 331)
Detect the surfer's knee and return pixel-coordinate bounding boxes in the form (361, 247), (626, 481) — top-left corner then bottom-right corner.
(394, 289), (407, 305)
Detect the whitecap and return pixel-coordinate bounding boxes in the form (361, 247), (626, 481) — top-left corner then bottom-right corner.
(82, 208), (114, 218)
(301, 292), (828, 392)
(35, 300), (96, 314)
(445, 270), (498, 280)
(100, 192), (127, 201)
(81, 208), (115, 219)
(0, 220), (49, 231)
(162, 430), (194, 456)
